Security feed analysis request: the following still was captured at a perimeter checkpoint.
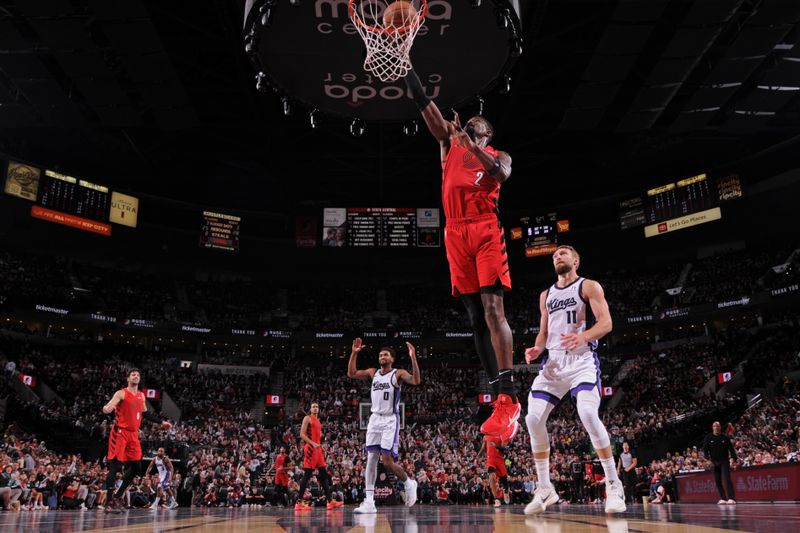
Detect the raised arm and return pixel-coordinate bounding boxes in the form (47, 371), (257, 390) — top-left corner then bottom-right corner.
(396, 342), (421, 386)
(102, 390), (124, 414)
(347, 338), (376, 380)
(403, 68), (449, 143)
(525, 290), (550, 363)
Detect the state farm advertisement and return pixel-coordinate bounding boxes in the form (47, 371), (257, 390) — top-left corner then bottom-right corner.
(677, 463), (800, 502)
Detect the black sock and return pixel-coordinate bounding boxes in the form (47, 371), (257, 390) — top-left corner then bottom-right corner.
(497, 369), (516, 398)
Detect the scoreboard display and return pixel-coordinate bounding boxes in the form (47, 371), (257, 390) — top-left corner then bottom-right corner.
(322, 208), (441, 248)
(200, 211), (241, 252)
(347, 207), (416, 247)
(619, 173), (742, 230)
(39, 170), (110, 222)
(523, 213), (558, 257)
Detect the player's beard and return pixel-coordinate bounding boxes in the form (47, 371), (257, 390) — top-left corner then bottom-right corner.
(555, 263), (572, 276)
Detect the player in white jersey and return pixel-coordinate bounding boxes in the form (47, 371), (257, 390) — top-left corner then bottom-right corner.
(145, 447), (178, 510)
(348, 338), (421, 513)
(522, 245), (626, 514)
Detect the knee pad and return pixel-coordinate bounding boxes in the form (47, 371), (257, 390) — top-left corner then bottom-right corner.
(575, 390), (611, 450)
(525, 397), (553, 452)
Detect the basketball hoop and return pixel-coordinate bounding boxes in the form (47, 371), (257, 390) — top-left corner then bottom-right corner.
(348, 0), (428, 83)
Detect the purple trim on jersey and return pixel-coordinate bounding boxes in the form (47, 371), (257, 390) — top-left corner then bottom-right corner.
(392, 370), (401, 414)
(569, 382), (597, 397)
(392, 413), (401, 456)
(379, 447), (399, 459)
(551, 277), (582, 291)
(365, 445), (381, 453)
(540, 353), (549, 371)
(530, 390), (561, 406)
(577, 278), (588, 304)
(569, 352), (602, 397)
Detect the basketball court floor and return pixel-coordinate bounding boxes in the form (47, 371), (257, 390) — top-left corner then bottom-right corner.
(1, 503), (798, 532)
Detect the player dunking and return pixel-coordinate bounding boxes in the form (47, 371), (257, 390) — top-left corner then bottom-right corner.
(102, 368), (171, 514)
(348, 339), (420, 513)
(478, 434), (510, 507)
(144, 447), (178, 510)
(294, 402), (344, 510)
(403, 68), (518, 440)
(523, 245), (626, 514)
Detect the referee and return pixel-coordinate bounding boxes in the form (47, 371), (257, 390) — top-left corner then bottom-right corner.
(617, 442), (637, 504)
(702, 421), (738, 504)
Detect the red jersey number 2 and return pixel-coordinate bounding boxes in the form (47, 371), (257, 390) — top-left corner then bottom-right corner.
(474, 171), (485, 187)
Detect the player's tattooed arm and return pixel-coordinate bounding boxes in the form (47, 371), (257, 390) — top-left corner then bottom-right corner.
(347, 338), (376, 380)
(396, 342), (421, 386)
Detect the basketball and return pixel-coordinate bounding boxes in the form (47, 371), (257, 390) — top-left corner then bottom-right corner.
(383, 1), (417, 31)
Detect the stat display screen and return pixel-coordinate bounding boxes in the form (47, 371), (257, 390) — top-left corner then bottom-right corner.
(619, 173), (743, 229)
(200, 211), (241, 252)
(321, 207), (441, 248)
(38, 170), (110, 222)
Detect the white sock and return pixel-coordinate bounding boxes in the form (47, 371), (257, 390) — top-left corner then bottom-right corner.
(365, 490), (374, 503)
(600, 457), (620, 483)
(152, 497), (160, 507)
(534, 457), (552, 488)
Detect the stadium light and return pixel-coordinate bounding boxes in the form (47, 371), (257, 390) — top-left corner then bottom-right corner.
(350, 118), (365, 137)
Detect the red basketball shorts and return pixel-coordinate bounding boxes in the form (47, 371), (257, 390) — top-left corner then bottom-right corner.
(107, 426), (142, 462)
(487, 458), (507, 477)
(275, 473), (289, 487)
(303, 445), (326, 469)
(445, 214), (511, 296)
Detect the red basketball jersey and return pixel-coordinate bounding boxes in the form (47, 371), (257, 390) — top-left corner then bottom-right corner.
(307, 416), (322, 444)
(115, 387), (145, 431)
(441, 143), (501, 220)
(275, 453), (286, 471)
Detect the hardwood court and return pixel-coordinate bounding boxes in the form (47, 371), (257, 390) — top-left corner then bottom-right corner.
(0, 503), (797, 532)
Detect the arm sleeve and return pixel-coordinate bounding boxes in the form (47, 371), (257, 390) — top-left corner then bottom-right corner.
(402, 68), (431, 111)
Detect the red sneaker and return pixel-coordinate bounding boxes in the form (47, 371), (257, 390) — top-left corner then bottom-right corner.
(480, 393), (520, 436)
(499, 420), (520, 443)
(294, 501), (312, 511)
(326, 500), (344, 509)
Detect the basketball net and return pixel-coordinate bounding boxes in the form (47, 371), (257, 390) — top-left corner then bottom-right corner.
(349, 0), (428, 83)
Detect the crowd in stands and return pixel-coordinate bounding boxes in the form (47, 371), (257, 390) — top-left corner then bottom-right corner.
(2, 245), (796, 334)
(1, 244), (800, 511)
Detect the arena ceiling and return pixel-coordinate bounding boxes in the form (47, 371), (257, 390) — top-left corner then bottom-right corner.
(2, 0), (800, 213)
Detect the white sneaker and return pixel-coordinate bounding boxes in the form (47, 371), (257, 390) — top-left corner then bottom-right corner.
(169, 501), (179, 509)
(79, 503), (87, 510)
(524, 485), (559, 515)
(354, 500), (377, 514)
(494, 499), (501, 507)
(727, 499), (736, 505)
(717, 499), (727, 505)
(605, 480), (626, 514)
(404, 479), (418, 507)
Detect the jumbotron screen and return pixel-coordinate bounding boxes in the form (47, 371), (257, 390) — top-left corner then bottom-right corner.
(200, 211), (241, 252)
(38, 170), (110, 222)
(619, 173), (743, 230)
(322, 207), (441, 248)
